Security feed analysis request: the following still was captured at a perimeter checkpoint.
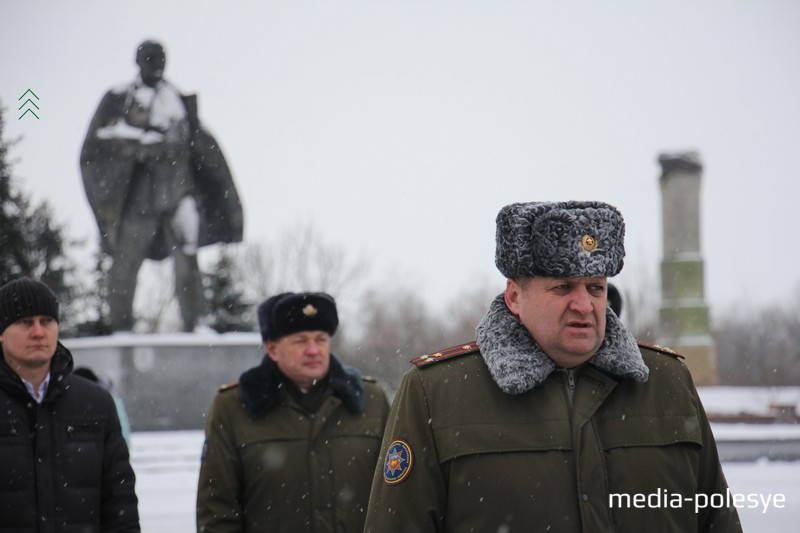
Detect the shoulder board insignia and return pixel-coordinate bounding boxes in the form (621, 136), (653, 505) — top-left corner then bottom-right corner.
(218, 380), (239, 392)
(411, 341), (479, 368)
(362, 375), (377, 383)
(637, 341), (684, 359)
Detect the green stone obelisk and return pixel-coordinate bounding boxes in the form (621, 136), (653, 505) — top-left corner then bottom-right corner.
(657, 151), (718, 385)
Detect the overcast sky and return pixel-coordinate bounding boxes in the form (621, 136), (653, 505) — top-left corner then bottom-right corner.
(2, 0), (799, 320)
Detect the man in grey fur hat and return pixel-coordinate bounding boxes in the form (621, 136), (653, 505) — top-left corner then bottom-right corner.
(364, 201), (741, 532)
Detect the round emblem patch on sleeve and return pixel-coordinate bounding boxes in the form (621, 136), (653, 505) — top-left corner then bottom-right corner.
(383, 439), (414, 485)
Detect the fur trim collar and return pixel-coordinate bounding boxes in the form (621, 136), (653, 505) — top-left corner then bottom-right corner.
(239, 353), (365, 417)
(476, 294), (648, 395)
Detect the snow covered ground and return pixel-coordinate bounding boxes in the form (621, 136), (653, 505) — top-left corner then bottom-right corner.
(132, 430), (799, 532)
(698, 386), (800, 417)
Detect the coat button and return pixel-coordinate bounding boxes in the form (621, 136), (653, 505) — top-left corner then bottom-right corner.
(582, 494), (589, 502)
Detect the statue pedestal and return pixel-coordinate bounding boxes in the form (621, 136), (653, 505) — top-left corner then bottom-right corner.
(63, 332), (263, 431)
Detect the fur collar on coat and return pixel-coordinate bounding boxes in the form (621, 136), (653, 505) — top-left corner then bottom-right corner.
(476, 294), (648, 395)
(239, 353), (365, 417)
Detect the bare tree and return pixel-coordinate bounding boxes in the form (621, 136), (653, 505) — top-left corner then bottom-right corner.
(344, 285), (443, 397)
(342, 278), (500, 398)
(128, 223), (370, 333)
(233, 223), (370, 315)
(439, 280), (502, 344)
(715, 286), (800, 385)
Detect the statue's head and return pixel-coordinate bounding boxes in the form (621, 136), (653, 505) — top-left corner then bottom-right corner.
(136, 40), (166, 87)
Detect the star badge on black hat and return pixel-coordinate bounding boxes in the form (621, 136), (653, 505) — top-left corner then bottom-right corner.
(257, 292), (338, 341)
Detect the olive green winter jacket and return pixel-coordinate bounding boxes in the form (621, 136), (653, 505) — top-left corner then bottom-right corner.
(364, 297), (741, 533)
(196, 354), (389, 532)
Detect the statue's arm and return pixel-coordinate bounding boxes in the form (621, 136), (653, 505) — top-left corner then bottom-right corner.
(84, 91), (121, 140)
(84, 90), (163, 143)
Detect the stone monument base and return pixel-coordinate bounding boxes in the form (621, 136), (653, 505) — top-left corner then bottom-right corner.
(63, 332), (264, 431)
(656, 336), (719, 387)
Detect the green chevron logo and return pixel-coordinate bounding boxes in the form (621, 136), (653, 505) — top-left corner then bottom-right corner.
(18, 88), (40, 120)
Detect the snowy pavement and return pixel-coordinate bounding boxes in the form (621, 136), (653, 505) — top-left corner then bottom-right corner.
(131, 430), (800, 532)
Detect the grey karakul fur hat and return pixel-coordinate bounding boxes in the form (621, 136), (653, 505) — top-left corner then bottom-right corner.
(495, 201), (626, 278)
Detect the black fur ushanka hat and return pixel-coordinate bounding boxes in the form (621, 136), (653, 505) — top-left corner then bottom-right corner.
(257, 292), (338, 342)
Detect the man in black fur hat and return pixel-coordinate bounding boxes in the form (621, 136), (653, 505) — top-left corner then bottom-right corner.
(197, 292), (389, 532)
(365, 201), (741, 532)
(0, 278), (139, 531)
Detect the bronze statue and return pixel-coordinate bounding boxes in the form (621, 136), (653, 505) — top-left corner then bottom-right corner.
(80, 40), (243, 332)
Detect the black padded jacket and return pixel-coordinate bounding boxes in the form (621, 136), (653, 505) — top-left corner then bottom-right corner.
(0, 342), (140, 532)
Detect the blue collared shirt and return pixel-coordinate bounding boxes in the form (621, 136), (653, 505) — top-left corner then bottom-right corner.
(21, 372), (50, 404)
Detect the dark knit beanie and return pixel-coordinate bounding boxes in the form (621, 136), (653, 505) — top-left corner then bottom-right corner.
(495, 201), (626, 279)
(257, 292), (338, 342)
(0, 278), (60, 333)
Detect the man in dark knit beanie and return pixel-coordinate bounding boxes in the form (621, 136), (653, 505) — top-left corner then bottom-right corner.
(0, 277), (61, 333)
(0, 278), (60, 382)
(0, 277), (140, 531)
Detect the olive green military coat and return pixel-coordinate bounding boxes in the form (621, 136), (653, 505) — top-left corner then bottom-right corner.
(364, 297), (741, 533)
(197, 355), (389, 532)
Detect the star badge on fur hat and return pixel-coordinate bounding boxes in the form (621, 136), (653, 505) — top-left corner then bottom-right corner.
(257, 292), (338, 341)
(494, 201), (626, 279)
